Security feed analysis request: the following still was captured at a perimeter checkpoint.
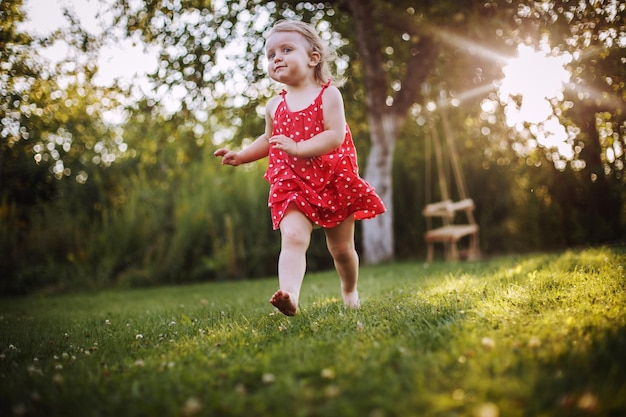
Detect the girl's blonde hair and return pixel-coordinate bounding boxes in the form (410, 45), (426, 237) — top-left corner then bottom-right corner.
(267, 20), (344, 87)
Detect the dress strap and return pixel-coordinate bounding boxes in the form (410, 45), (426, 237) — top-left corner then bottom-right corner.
(280, 79), (331, 98)
(316, 79), (332, 101)
(280, 80), (331, 105)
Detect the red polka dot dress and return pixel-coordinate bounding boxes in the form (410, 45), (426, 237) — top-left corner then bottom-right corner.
(264, 82), (386, 230)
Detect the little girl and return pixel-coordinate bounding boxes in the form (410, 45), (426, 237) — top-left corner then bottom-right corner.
(214, 20), (385, 316)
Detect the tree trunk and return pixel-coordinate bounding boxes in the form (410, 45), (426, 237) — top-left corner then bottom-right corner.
(344, 0), (437, 263)
(362, 113), (398, 263)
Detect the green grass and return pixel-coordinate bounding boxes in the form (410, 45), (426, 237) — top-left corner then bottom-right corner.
(1, 246), (625, 417)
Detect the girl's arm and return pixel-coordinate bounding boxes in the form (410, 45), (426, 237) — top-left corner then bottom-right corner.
(213, 134), (270, 166)
(269, 86), (346, 158)
(214, 98), (277, 166)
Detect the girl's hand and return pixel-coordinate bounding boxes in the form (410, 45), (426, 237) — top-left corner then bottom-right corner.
(269, 135), (298, 156)
(214, 148), (242, 166)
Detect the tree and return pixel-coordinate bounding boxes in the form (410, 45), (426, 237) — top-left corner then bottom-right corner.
(1, 0), (133, 192)
(107, 0), (624, 264)
(0, 0), (141, 290)
(1, 0), (39, 198)
(541, 0), (625, 242)
(489, 0), (625, 242)
(108, 0), (489, 263)
(341, 0), (438, 263)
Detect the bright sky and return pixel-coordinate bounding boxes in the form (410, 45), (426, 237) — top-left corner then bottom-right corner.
(21, 0), (158, 87)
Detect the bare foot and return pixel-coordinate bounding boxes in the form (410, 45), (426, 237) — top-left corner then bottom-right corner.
(342, 290), (360, 309)
(270, 290), (297, 316)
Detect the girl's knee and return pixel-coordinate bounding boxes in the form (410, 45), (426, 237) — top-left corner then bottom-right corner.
(279, 208), (313, 249)
(329, 244), (357, 263)
(281, 227), (311, 249)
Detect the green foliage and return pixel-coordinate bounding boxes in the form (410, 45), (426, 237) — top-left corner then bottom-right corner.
(2, 0), (625, 293)
(1, 246), (625, 416)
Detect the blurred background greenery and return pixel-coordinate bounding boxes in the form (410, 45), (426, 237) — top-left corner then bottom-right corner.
(1, 0), (624, 294)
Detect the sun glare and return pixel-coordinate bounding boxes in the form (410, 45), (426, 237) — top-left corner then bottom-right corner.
(496, 43), (574, 160)
(499, 44), (571, 125)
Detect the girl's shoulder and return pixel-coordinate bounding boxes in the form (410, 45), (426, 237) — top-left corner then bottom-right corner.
(265, 95), (283, 119)
(320, 85), (345, 115)
(321, 84), (344, 105)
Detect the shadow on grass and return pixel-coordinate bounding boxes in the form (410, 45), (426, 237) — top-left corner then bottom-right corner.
(527, 324), (626, 416)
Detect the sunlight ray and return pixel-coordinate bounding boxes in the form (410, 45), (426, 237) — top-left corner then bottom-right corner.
(431, 83), (497, 110)
(449, 83), (496, 106)
(428, 26), (511, 66)
(425, 26), (586, 162)
(564, 82), (626, 112)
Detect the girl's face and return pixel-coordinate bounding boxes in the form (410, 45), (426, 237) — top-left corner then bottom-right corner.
(265, 31), (319, 85)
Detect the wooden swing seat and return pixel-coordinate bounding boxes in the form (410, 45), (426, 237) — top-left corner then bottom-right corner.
(425, 224), (479, 242)
(423, 199), (480, 262)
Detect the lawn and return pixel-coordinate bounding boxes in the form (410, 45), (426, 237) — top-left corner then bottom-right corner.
(1, 246), (625, 417)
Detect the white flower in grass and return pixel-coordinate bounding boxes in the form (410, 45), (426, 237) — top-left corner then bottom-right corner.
(528, 336), (541, 349)
(27, 365), (43, 376)
(578, 392), (598, 411)
(473, 402), (499, 417)
(321, 368), (335, 379)
(262, 373), (275, 384)
(135, 334), (143, 340)
(105, 319), (111, 326)
(181, 396), (202, 417)
(481, 337), (495, 350)
(452, 388), (465, 401)
(235, 383), (246, 396)
(324, 385), (341, 398)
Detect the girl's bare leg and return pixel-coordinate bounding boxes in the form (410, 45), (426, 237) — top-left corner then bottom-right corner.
(270, 207), (313, 316)
(324, 216), (360, 307)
